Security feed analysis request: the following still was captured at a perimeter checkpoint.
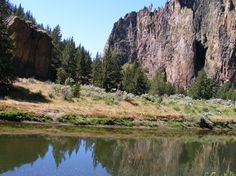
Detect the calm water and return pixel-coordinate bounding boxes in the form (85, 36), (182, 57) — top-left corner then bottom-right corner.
(0, 133), (236, 176)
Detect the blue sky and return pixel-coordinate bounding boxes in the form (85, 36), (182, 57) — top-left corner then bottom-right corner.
(10, 0), (166, 57)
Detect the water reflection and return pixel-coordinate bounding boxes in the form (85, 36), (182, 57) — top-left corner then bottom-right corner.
(0, 135), (235, 176)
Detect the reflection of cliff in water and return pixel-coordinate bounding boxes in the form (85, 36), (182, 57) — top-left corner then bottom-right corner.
(86, 138), (236, 176)
(0, 135), (235, 176)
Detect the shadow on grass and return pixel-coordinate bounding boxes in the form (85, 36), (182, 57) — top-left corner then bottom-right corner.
(0, 84), (49, 103)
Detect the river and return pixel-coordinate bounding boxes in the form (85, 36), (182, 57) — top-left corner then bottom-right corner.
(0, 123), (235, 176)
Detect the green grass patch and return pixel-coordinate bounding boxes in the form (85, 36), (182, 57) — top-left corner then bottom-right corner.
(0, 109), (52, 122)
(58, 115), (135, 127)
(167, 120), (183, 129)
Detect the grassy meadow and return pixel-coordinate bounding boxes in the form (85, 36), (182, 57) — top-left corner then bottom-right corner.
(0, 78), (236, 129)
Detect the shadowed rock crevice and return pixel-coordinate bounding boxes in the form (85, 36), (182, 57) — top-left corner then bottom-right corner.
(194, 40), (207, 75)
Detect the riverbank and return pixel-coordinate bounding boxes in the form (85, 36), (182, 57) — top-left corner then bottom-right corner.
(0, 78), (236, 130)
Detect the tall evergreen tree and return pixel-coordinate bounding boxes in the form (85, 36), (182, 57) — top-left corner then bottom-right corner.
(0, 0), (15, 85)
(52, 25), (63, 62)
(57, 38), (76, 84)
(133, 63), (149, 95)
(15, 4), (25, 18)
(92, 53), (103, 87)
(25, 10), (36, 24)
(74, 47), (92, 84)
(102, 49), (122, 91)
(0, 0), (11, 18)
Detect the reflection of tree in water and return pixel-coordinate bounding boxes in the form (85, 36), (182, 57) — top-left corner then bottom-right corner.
(49, 137), (81, 167)
(0, 135), (236, 176)
(0, 135), (81, 173)
(0, 135), (49, 174)
(84, 138), (236, 176)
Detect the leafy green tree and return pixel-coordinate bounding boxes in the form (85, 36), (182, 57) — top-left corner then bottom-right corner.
(122, 62), (149, 95)
(150, 70), (175, 96)
(92, 53), (103, 87)
(102, 49), (122, 91)
(188, 70), (219, 99)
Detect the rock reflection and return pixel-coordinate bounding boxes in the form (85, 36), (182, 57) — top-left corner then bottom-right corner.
(0, 135), (235, 176)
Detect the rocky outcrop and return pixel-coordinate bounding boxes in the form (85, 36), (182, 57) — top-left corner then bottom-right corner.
(106, 0), (236, 87)
(6, 16), (52, 80)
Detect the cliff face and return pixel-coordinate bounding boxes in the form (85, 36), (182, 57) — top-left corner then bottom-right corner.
(106, 0), (236, 87)
(6, 16), (52, 80)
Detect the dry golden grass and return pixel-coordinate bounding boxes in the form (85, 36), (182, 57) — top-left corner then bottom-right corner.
(1, 78), (235, 125)
(0, 79), (182, 121)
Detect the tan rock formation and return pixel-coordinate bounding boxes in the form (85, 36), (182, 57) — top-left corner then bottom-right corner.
(6, 16), (52, 80)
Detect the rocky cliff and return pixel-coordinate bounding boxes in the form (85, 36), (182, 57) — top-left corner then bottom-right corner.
(6, 16), (52, 80)
(106, 0), (236, 87)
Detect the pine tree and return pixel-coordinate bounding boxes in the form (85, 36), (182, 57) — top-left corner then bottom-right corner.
(133, 63), (149, 95)
(122, 64), (135, 93)
(0, 0), (15, 90)
(74, 47), (92, 84)
(56, 38), (76, 84)
(52, 25), (63, 68)
(0, 0), (11, 18)
(102, 49), (122, 91)
(15, 4), (25, 18)
(25, 10), (36, 24)
(0, 0), (16, 95)
(92, 53), (103, 87)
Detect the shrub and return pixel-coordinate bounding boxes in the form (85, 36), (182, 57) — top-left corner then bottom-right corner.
(141, 94), (155, 103)
(104, 94), (119, 105)
(61, 85), (73, 101)
(65, 77), (75, 86)
(72, 83), (80, 98)
(216, 83), (236, 101)
(155, 97), (163, 106)
(122, 92), (135, 102)
(176, 87), (187, 95)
